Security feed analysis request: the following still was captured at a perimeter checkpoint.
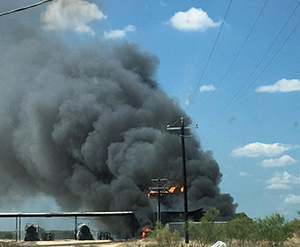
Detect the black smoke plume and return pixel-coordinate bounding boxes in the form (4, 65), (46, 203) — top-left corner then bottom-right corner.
(0, 1), (237, 237)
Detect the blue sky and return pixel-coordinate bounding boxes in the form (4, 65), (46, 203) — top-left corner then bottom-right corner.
(2, 0), (300, 222)
(94, 0), (300, 219)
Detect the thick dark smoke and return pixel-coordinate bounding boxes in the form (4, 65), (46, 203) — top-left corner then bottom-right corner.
(0, 1), (237, 237)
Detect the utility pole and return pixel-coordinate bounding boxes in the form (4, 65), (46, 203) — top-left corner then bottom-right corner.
(167, 117), (198, 244)
(149, 178), (169, 222)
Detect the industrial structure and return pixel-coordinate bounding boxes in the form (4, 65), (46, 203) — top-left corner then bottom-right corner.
(0, 211), (134, 241)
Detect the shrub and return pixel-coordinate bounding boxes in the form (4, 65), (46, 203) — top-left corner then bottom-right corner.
(189, 207), (221, 247)
(149, 222), (181, 247)
(286, 218), (300, 237)
(226, 213), (258, 246)
(256, 213), (293, 247)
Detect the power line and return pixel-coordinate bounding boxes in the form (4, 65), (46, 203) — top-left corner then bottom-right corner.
(0, 0), (54, 17)
(198, 0), (269, 110)
(234, 1), (300, 98)
(217, 0), (300, 117)
(190, 0), (233, 101)
(238, 0), (300, 97)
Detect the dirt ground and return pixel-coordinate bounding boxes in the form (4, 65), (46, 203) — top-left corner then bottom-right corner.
(0, 239), (132, 247)
(1, 236), (300, 247)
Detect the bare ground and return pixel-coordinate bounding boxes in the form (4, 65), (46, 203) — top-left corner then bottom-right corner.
(0, 236), (300, 247)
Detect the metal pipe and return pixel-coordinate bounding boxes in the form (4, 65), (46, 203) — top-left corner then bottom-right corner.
(19, 217), (21, 241)
(75, 216), (78, 240)
(15, 217), (18, 241)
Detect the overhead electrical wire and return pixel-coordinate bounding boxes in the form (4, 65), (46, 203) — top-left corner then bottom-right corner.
(189, 0), (233, 102)
(0, 0), (54, 17)
(239, 15), (300, 96)
(216, 0), (300, 117)
(198, 0), (270, 110)
(235, 0), (300, 98)
(237, 0), (300, 98)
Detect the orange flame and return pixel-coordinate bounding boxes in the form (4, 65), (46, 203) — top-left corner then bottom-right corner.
(168, 185), (184, 194)
(142, 226), (151, 239)
(168, 186), (176, 193)
(147, 190), (158, 199)
(147, 185), (184, 199)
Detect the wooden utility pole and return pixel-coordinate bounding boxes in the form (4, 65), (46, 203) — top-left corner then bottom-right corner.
(167, 117), (198, 244)
(149, 178), (169, 222)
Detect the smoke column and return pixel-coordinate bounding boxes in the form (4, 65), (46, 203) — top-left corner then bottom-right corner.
(0, 1), (237, 237)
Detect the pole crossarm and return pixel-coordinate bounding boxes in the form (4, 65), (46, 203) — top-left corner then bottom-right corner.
(151, 178), (168, 182)
(149, 186), (170, 191)
(167, 124), (198, 131)
(149, 178), (169, 222)
(166, 126), (181, 130)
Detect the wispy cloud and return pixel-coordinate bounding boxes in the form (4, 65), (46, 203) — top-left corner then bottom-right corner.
(284, 194), (300, 204)
(256, 79), (300, 93)
(185, 91), (193, 105)
(41, 0), (106, 35)
(239, 171), (252, 177)
(261, 155), (296, 167)
(160, 1), (167, 7)
(266, 171), (300, 190)
(200, 84), (216, 92)
(104, 25), (136, 40)
(169, 7), (220, 31)
(231, 142), (293, 158)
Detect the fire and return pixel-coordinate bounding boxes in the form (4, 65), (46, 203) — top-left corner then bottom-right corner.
(168, 186), (176, 193)
(147, 190), (158, 199)
(170, 185), (184, 193)
(142, 226), (151, 239)
(147, 185), (184, 198)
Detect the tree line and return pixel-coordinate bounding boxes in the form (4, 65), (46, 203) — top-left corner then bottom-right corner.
(149, 208), (300, 247)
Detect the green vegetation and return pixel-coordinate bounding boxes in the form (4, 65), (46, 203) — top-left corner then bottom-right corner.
(256, 213), (293, 247)
(149, 222), (181, 247)
(143, 208), (300, 247)
(1, 210), (300, 247)
(0, 232), (14, 240)
(189, 207), (222, 247)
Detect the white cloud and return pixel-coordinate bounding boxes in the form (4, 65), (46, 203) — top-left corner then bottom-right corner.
(284, 194), (300, 204)
(231, 142), (292, 158)
(256, 78), (300, 93)
(200, 84), (216, 92)
(169, 7), (220, 31)
(267, 183), (291, 190)
(262, 155), (296, 167)
(266, 171), (300, 190)
(239, 171), (252, 177)
(41, 0), (106, 35)
(104, 25), (136, 40)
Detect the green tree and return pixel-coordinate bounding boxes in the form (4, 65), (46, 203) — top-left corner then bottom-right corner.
(286, 218), (300, 237)
(256, 213), (292, 247)
(226, 213), (257, 246)
(189, 207), (221, 247)
(149, 222), (181, 247)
